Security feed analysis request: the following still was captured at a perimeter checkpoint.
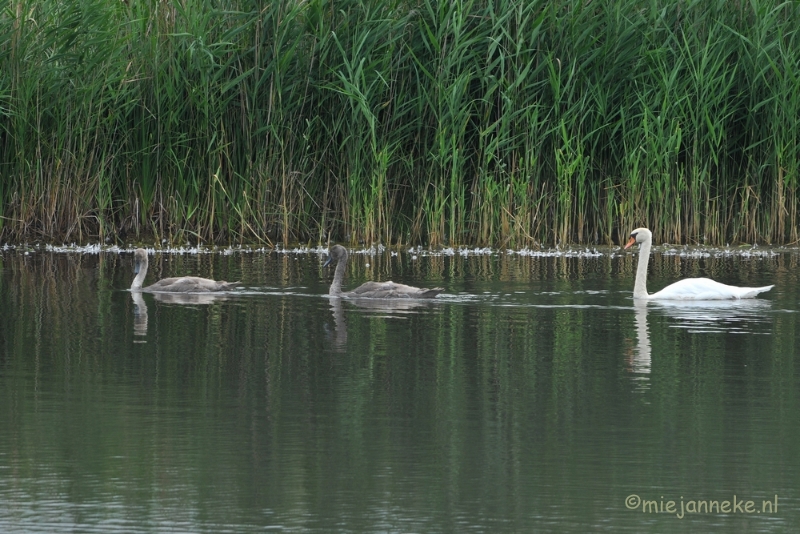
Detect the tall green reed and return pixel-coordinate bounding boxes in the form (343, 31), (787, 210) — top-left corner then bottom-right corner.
(2, 0), (800, 246)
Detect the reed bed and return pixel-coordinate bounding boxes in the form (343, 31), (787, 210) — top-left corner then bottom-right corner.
(1, 0), (799, 246)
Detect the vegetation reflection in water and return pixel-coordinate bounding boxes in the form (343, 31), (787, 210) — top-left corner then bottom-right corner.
(0, 245), (798, 532)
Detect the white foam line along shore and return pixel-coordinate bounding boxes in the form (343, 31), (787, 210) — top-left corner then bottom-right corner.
(0, 242), (787, 257)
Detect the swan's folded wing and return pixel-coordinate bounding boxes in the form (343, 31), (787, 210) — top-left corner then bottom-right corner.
(346, 281), (390, 296)
(736, 285), (774, 299)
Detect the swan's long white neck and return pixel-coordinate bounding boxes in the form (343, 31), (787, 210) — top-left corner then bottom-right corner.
(330, 250), (347, 296)
(633, 236), (652, 299)
(131, 254), (148, 291)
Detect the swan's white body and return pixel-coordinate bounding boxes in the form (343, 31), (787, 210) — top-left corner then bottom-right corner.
(324, 245), (443, 299)
(131, 248), (239, 293)
(624, 228), (773, 300)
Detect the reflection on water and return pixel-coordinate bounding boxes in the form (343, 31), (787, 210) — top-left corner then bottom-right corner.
(150, 291), (234, 305)
(627, 298), (775, 394)
(1, 247), (798, 533)
(325, 296), (442, 351)
(131, 291), (148, 341)
(327, 297), (348, 351)
(628, 302), (651, 388)
(130, 290), (237, 343)
(345, 295), (441, 313)
(648, 298), (774, 333)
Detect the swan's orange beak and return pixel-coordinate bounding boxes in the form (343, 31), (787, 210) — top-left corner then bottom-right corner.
(624, 236), (636, 249)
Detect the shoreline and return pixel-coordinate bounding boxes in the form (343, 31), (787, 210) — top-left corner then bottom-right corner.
(0, 242), (786, 258)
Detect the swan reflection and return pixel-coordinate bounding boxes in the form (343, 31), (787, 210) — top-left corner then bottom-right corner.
(628, 297), (773, 391)
(151, 292), (231, 305)
(130, 290), (233, 343)
(324, 296), (440, 352)
(627, 301), (651, 393)
(648, 298), (772, 334)
(131, 291), (148, 342)
(326, 298), (348, 351)
(345, 297), (440, 313)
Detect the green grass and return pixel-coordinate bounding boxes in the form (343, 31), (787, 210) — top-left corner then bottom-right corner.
(1, 0), (799, 246)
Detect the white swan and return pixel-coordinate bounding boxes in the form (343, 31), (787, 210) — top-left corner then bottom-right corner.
(624, 228), (773, 300)
(131, 248), (239, 293)
(324, 245), (444, 298)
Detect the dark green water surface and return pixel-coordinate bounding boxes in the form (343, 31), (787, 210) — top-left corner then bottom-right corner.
(1, 245), (798, 532)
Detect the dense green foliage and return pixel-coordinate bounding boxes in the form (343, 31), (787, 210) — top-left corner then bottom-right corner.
(1, 0), (799, 246)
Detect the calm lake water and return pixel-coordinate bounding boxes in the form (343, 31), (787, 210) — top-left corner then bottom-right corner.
(1, 243), (798, 532)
